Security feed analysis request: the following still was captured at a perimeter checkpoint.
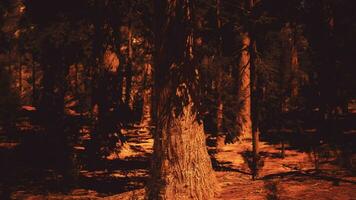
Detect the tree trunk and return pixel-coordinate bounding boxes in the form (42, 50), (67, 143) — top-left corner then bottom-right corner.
(252, 128), (259, 180)
(216, 72), (224, 150)
(250, 38), (260, 180)
(74, 64), (79, 96)
(216, 96), (224, 148)
(236, 32), (252, 139)
(281, 23), (300, 99)
(19, 61), (22, 98)
(247, 0), (260, 177)
(125, 22), (133, 109)
(215, 0), (225, 150)
(149, 91), (217, 200)
(32, 61), (37, 106)
(290, 41), (299, 97)
(216, 0), (223, 134)
(216, 75), (223, 135)
(148, 0), (218, 199)
(280, 138), (285, 158)
(140, 62), (153, 131)
(89, 47), (120, 165)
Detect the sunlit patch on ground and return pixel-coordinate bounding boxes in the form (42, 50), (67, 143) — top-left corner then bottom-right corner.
(1, 125), (355, 199)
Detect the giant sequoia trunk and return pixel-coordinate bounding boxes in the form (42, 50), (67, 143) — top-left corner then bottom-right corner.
(148, 88), (217, 199)
(236, 32), (252, 138)
(148, 0), (218, 199)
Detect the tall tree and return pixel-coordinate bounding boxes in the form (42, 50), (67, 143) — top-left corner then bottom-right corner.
(216, 0), (223, 136)
(125, 18), (134, 109)
(236, 31), (252, 139)
(140, 55), (153, 131)
(215, 0), (226, 149)
(235, 0), (256, 139)
(148, 0), (218, 199)
(237, 0), (260, 179)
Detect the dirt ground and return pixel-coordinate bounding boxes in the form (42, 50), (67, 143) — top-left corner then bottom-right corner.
(2, 127), (356, 200)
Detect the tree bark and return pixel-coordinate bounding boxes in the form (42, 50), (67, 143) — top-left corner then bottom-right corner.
(216, 0), (224, 136)
(215, 0), (225, 150)
(250, 39), (260, 180)
(149, 90), (217, 200)
(18, 62), (22, 98)
(216, 74), (223, 135)
(32, 61), (37, 106)
(140, 61), (153, 131)
(148, 0), (218, 199)
(290, 34), (299, 98)
(281, 23), (300, 99)
(236, 32), (252, 139)
(125, 22), (133, 109)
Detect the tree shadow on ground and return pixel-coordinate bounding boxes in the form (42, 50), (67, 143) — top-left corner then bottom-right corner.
(260, 122), (356, 173)
(264, 180), (280, 200)
(259, 151), (285, 159)
(78, 173), (147, 195)
(209, 152), (251, 175)
(0, 133), (150, 198)
(261, 170), (356, 185)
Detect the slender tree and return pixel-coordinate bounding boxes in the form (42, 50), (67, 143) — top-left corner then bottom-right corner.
(235, 0), (256, 139)
(238, 0), (260, 179)
(215, 0), (225, 149)
(125, 20), (134, 109)
(236, 31), (252, 139)
(140, 55), (153, 131)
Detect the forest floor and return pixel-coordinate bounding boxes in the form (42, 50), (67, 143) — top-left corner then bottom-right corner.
(1, 124), (356, 200)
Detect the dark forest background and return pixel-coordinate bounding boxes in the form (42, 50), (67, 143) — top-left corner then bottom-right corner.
(0, 0), (355, 199)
